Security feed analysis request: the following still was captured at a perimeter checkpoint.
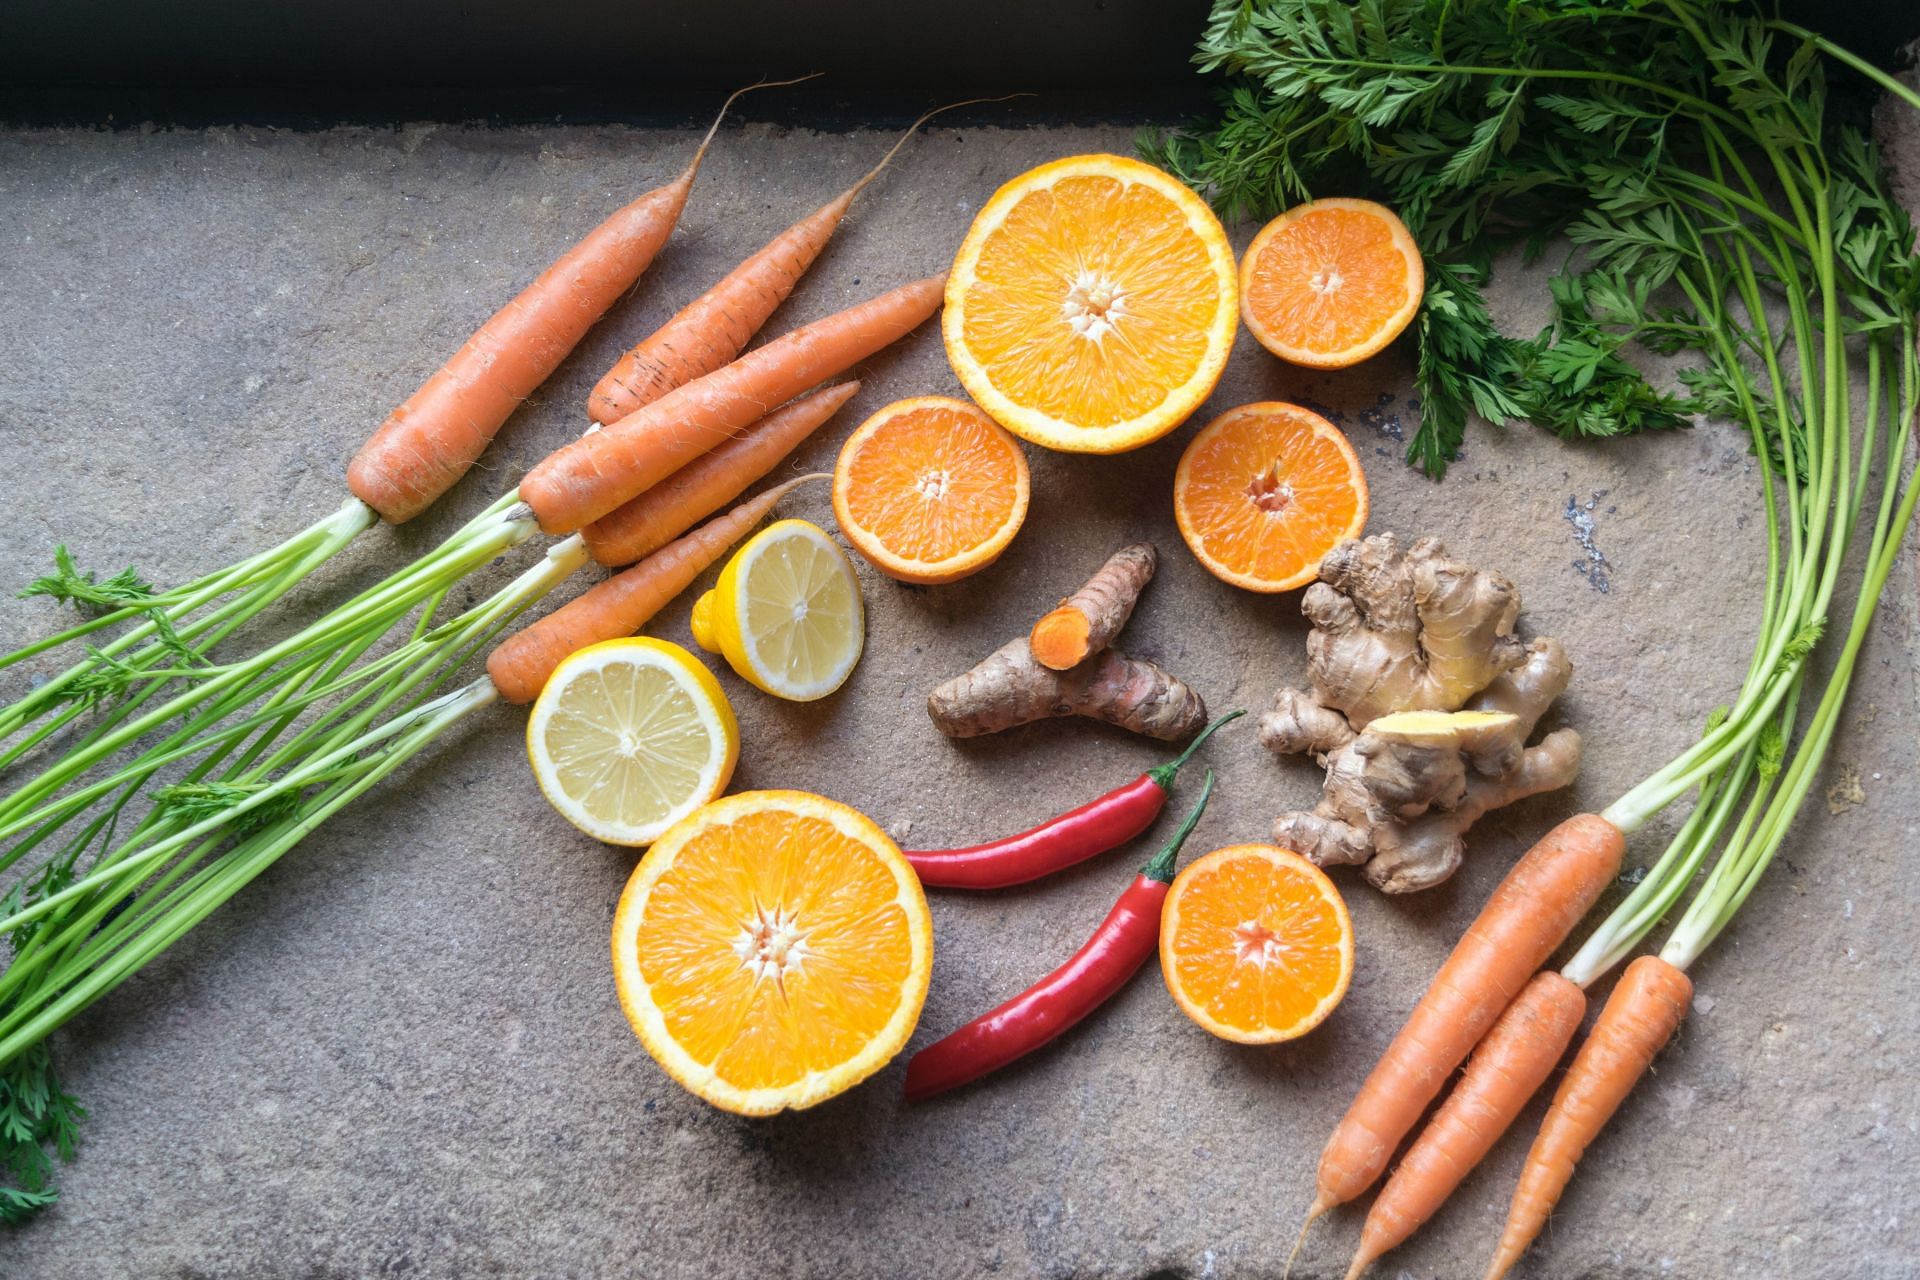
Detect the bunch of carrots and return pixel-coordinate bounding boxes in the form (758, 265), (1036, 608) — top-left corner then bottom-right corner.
(0, 84), (979, 1217)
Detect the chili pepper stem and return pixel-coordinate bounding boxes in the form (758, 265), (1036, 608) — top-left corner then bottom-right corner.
(1141, 770), (1215, 883)
(1145, 710), (1244, 792)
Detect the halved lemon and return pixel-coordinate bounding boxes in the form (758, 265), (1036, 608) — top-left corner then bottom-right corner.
(612, 790), (934, 1115)
(943, 154), (1239, 453)
(526, 637), (738, 847)
(690, 519), (864, 701)
(1159, 843), (1354, 1044)
(831, 396), (1030, 585)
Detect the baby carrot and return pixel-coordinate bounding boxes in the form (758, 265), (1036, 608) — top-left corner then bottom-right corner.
(1344, 972), (1588, 1279)
(485, 474), (821, 703)
(520, 274), (946, 534)
(1303, 814), (1624, 1231)
(346, 78), (800, 524)
(1485, 956), (1692, 1280)
(585, 103), (961, 426)
(581, 381), (858, 566)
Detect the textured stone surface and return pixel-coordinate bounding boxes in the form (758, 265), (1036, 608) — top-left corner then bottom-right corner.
(0, 115), (1916, 1279)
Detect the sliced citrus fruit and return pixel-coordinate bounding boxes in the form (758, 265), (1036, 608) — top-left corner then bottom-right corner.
(1239, 197), (1424, 369)
(831, 396), (1030, 584)
(690, 518), (864, 701)
(526, 637), (737, 847)
(1159, 843), (1354, 1044)
(611, 790), (935, 1115)
(943, 154), (1238, 453)
(1173, 401), (1368, 593)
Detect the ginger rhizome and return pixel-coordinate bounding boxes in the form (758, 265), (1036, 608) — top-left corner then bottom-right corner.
(1263, 534), (1580, 892)
(928, 541), (1207, 741)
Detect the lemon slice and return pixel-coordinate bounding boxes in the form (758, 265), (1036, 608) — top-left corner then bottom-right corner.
(690, 519), (864, 702)
(526, 638), (738, 846)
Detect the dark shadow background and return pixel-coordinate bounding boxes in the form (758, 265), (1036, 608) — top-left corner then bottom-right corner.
(0, 0), (1914, 127)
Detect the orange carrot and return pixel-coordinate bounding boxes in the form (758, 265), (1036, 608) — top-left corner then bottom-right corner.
(585, 103), (959, 426)
(520, 274), (946, 535)
(345, 78), (801, 524)
(582, 381), (858, 566)
(1305, 814), (1625, 1227)
(1485, 956), (1692, 1280)
(485, 474), (820, 703)
(1345, 972), (1588, 1280)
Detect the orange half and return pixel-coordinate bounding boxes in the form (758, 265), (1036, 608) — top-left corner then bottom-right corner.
(1173, 401), (1368, 593)
(832, 396), (1030, 585)
(1240, 197), (1424, 369)
(944, 154), (1239, 453)
(611, 790), (934, 1115)
(1159, 844), (1354, 1044)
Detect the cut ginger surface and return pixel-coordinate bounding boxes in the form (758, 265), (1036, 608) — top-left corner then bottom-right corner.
(1159, 843), (1354, 1044)
(611, 790), (933, 1114)
(943, 154), (1238, 453)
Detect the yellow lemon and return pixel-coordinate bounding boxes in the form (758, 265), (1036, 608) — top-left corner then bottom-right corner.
(526, 638), (737, 847)
(690, 519), (864, 701)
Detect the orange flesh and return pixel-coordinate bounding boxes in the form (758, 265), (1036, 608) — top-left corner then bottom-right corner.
(1165, 847), (1350, 1038)
(1176, 404), (1366, 590)
(961, 174), (1224, 429)
(840, 402), (1024, 565)
(1244, 205), (1417, 357)
(632, 807), (915, 1091)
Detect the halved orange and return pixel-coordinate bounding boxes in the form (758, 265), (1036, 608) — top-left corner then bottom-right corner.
(1240, 197), (1424, 369)
(944, 154), (1239, 453)
(832, 396), (1030, 585)
(1173, 401), (1368, 593)
(611, 790), (934, 1115)
(1159, 844), (1353, 1044)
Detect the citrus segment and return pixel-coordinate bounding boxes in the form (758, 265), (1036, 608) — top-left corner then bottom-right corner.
(1239, 197), (1424, 369)
(944, 155), (1238, 453)
(1173, 401), (1368, 593)
(691, 518), (864, 701)
(612, 791), (934, 1114)
(526, 638), (738, 847)
(831, 396), (1030, 584)
(1159, 843), (1354, 1044)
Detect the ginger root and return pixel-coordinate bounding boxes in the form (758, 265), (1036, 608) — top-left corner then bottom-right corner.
(1264, 531), (1581, 892)
(1029, 543), (1156, 671)
(928, 638), (1207, 741)
(928, 541), (1206, 741)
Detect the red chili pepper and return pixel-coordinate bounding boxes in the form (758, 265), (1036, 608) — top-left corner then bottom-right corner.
(902, 772), (1214, 1103)
(904, 710), (1240, 890)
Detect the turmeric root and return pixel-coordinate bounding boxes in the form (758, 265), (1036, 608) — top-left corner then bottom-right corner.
(928, 637), (1207, 741)
(1029, 543), (1157, 670)
(1264, 531), (1581, 892)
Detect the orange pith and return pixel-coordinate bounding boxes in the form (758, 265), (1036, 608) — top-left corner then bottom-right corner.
(1173, 401), (1368, 593)
(1159, 844), (1353, 1044)
(612, 791), (933, 1115)
(832, 396), (1030, 585)
(944, 154), (1238, 453)
(1240, 197), (1424, 370)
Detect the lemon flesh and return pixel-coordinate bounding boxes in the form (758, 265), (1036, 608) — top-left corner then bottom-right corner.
(526, 638), (738, 847)
(694, 520), (864, 702)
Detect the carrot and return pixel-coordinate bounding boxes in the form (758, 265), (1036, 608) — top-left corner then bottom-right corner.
(1344, 972), (1587, 1280)
(485, 474), (821, 703)
(520, 274), (947, 534)
(344, 77), (804, 524)
(1304, 814), (1625, 1228)
(585, 102), (966, 427)
(1484, 956), (1691, 1280)
(582, 381), (858, 566)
